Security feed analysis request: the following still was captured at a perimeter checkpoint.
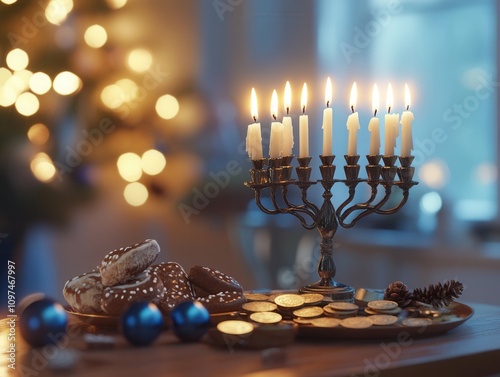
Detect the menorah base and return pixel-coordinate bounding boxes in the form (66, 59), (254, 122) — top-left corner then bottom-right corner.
(299, 280), (355, 302)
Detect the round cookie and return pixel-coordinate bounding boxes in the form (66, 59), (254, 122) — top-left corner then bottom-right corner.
(151, 262), (195, 315)
(63, 269), (104, 314)
(188, 266), (243, 295)
(195, 291), (246, 314)
(100, 269), (164, 316)
(99, 239), (160, 287)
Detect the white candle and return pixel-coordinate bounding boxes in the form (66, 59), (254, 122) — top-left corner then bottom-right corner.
(346, 82), (360, 156)
(384, 83), (399, 156)
(282, 81), (294, 156)
(245, 88), (263, 159)
(299, 83), (309, 157)
(400, 84), (414, 157)
(322, 77), (333, 156)
(269, 89), (283, 159)
(368, 84), (380, 156)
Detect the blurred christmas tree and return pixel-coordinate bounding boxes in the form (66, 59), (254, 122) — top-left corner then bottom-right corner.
(0, 0), (210, 261)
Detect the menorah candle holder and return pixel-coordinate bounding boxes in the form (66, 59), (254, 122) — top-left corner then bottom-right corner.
(245, 154), (418, 302)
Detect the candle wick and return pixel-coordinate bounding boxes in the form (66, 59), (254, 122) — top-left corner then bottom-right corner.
(253, 115), (257, 122)
(374, 109), (377, 117)
(302, 105), (305, 114)
(388, 106), (391, 114)
(286, 107), (289, 115)
(350, 105), (354, 114)
(406, 105), (409, 111)
(326, 100), (330, 108)
(272, 114), (277, 121)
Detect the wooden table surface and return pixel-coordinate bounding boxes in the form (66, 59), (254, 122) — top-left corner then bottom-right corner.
(2, 302), (500, 377)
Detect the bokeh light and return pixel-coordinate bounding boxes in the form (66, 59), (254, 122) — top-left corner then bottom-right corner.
(0, 67), (12, 85)
(418, 160), (449, 189)
(0, 86), (17, 107)
(124, 182), (148, 206)
(117, 152), (142, 182)
(106, 0), (127, 9)
(29, 72), (52, 95)
(53, 71), (81, 95)
(84, 24), (108, 48)
(6, 49), (29, 71)
(141, 149), (166, 175)
(101, 84), (124, 109)
(27, 123), (50, 145)
(115, 78), (139, 101)
(155, 94), (179, 120)
(15, 92), (39, 116)
(30, 153), (56, 182)
(45, 0), (73, 25)
(420, 191), (443, 215)
(13, 69), (32, 92)
(1, 0), (18, 4)
(127, 49), (153, 73)
(6, 75), (26, 94)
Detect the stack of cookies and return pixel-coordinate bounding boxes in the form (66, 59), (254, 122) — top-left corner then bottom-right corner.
(63, 239), (246, 316)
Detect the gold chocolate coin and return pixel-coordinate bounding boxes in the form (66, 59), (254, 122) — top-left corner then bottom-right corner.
(369, 314), (399, 326)
(241, 301), (277, 313)
(364, 307), (402, 315)
(341, 317), (373, 329)
(402, 318), (433, 327)
(300, 293), (324, 305)
(249, 311), (282, 324)
(217, 320), (254, 335)
(293, 306), (324, 318)
(244, 293), (270, 301)
(367, 300), (398, 310)
(274, 294), (305, 309)
(323, 306), (358, 318)
(310, 317), (341, 328)
(293, 317), (313, 325)
(326, 302), (359, 311)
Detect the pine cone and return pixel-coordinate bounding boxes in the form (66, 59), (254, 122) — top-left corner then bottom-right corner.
(384, 281), (413, 307)
(412, 280), (464, 308)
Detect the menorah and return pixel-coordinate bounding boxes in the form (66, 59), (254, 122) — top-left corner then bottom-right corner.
(245, 153), (418, 302)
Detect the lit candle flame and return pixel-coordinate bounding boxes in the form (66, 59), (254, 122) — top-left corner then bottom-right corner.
(325, 77), (332, 108)
(301, 83), (307, 114)
(251, 88), (258, 122)
(271, 89), (278, 120)
(284, 81), (291, 115)
(349, 82), (357, 113)
(372, 84), (379, 117)
(405, 83), (411, 111)
(386, 83), (394, 113)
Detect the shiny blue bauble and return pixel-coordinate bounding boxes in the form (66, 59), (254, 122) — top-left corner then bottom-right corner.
(120, 302), (163, 346)
(170, 301), (210, 342)
(19, 298), (68, 347)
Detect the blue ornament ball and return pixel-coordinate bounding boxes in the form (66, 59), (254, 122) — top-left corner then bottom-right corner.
(170, 301), (210, 342)
(19, 298), (68, 347)
(120, 302), (163, 346)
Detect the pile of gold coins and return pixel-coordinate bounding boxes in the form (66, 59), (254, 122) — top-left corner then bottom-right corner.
(213, 292), (434, 338)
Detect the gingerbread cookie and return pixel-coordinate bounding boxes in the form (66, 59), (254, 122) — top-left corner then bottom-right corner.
(151, 262), (195, 314)
(100, 268), (164, 316)
(63, 269), (104, 314)
(188, 266), (244, 295)
(196, 291), (246, 314)
(99, 239), (160, 287)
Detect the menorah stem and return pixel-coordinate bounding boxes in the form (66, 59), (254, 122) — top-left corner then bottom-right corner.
(317, 186), (338, 283)
(299, 156), (355, 302)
